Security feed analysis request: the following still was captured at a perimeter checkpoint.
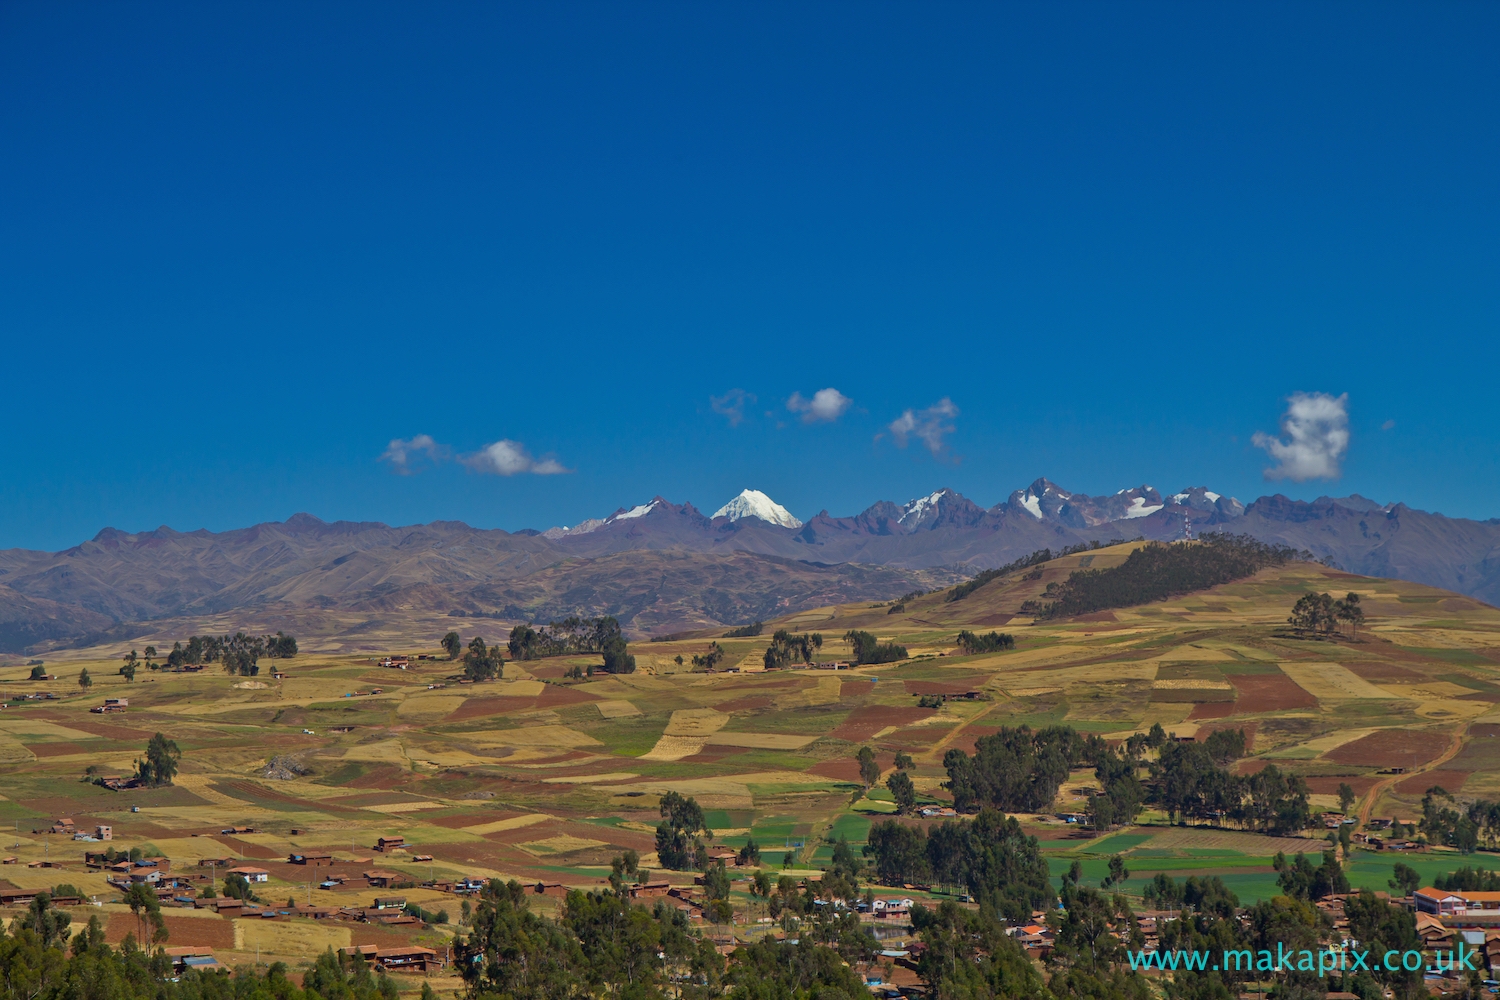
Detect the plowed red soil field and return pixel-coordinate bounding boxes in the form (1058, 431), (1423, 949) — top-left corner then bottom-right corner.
(831, 707), (933, 742)
(808, 753), (894, 781)
(1326, 729), (1448, 769)
(1228, 674), (1317, 713)
(1397, 769), (1469, 794)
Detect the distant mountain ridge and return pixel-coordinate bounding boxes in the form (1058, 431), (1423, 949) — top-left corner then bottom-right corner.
(1, 478), (1497, 652)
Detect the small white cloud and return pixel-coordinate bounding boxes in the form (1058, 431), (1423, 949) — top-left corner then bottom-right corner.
(887, 397), (959, 456)
(710, 389), (756, 427)
(1252, 392), (1350, 481)
(786, 388), (852, 424)
(462, 439), (571, 476)
(1381, 419), (1396, 431)
(379, 434), (443, 474)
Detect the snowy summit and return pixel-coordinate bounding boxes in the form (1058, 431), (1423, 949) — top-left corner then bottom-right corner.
(712, 489), (803, 529)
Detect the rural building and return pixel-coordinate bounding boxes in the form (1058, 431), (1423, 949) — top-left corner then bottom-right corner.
(94, 825), (112, 840)
(1416, 888), (1500, 916)
(373, 896), (407, 910)
(379, 657), (410, 669)
(343, 945), (441, 973)
(91, 698), (127, 714)
(374, 836), (406, 853)
(534, 882), (569, 898)
(289, 852), (333, 866)
(629, 881), (672, 899)
(228, 866), (270, 883)
(165, 948), (225, 973)
(364, 869), (405, 888)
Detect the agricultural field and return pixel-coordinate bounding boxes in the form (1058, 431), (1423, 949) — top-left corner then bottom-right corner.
(4, 543), (1500, 976)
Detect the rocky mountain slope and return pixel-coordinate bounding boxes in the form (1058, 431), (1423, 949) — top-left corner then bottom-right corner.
(2, 480), (1496, 652)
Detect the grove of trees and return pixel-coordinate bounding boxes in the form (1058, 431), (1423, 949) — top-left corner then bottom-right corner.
(842, 630), (907, 665)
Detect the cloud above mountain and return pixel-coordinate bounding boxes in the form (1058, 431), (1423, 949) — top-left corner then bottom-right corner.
(382, 435), (569, 476)
(888, 397), (959, 456)
(786, 387), (852, 423)
(710, 388), (755, 427)
(379, 434), (444, 474)
(463, 439), (570, 476)
(1253, 391), (1349, 481)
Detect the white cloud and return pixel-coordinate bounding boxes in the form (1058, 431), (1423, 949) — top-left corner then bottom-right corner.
(888, 397), (959, 456)
(786, 387), (852, 423)
(710, 388), (756, 427)
(379, 434), (443, 474)
(1252, 392), (1350, 481)
(1381, 419), (1396, 431)
(462, 439), (571, 476)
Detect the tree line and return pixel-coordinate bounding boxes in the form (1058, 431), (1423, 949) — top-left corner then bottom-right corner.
(763, 630), (822, 669)
(147, 632), (299, 676)
(1287, 591), (1366, 638)
(938, 721), (1311, 837)
(505, 617), (636, 674)
(955, 629), (1014, 654)
(843, 630), (907, 665)
(1035, 534), (1306, 619)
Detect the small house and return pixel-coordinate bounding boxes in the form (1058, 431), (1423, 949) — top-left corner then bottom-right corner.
(374, 836), (406, 853)
(228, 866), (269, 883)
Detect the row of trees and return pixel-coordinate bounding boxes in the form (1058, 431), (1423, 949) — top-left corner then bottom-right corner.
(843, 629), (907, 665)
(1419, 786), (1500, 853)
(1036, 534), (1306, 619)
(763, 630), (822, 669)
(157, 633), (298, 674)
(863, 809), (1055, 922)
(1288, 590), (1366, 638)
(506, 617), (627, 659)
(955, 629), (1014, 654)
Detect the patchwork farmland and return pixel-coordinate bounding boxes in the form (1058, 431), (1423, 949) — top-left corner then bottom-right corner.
(4, 543), (1500, 981)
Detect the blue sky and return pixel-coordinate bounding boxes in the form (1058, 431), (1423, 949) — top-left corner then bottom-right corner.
(3, 4), (1497, 551)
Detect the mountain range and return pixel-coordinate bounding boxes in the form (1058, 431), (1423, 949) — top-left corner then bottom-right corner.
(2, 477), (1497, 653)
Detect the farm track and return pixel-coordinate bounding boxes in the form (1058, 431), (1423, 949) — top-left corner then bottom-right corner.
(1357, 724), (1468, 827)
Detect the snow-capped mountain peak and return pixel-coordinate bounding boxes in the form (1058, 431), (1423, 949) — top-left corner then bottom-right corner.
(898, 489), (947, 525)
(713, 489), (803, 529)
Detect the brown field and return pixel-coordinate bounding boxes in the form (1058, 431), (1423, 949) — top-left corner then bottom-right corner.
(1188, 702), (1236, 720)
(1397, 769), (1469, 793)
(808, 753), (894, 781)
(903, 678), (985, 695)
(713, 695), (774, 712)
(830, 706), (933, 742)
(1228, 674), (1317, 714)
(1347, 662), (1427, 682)
(1304, 775), (1379, 796)
(104, 913), (237, 950)
(1326, 729), (1450, 769)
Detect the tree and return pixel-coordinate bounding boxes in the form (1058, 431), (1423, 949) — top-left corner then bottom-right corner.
(1336, 592), (1365, 638)
(1100, 854), (1129, 890)
(119, 661), (136, 683)
(887, 770), (917, 814)
(600, 636), (636, 674)
(843, 630), (907, 665)
(441, 630), (463, 660)
(223, 872), (256, 902)
(134, 733), (181, 787)
(124, 880), (167, 947)
(29, 664), (46, 680)
(463, 636), (502, 681)
(894, 751), (914, 770)
(737, 838), (761, 867)
(267, 632), (298, 658)
(78, 668), (92, 692)
(142, 645), (157, 670)
(857, 746), (880, 787)
(18, 890), (71, 948)
(655, 791), (711, 870)
(1338, 782), (1357, 815)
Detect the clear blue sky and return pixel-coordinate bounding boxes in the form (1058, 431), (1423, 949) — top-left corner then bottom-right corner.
(3, 3), (1497, 551)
